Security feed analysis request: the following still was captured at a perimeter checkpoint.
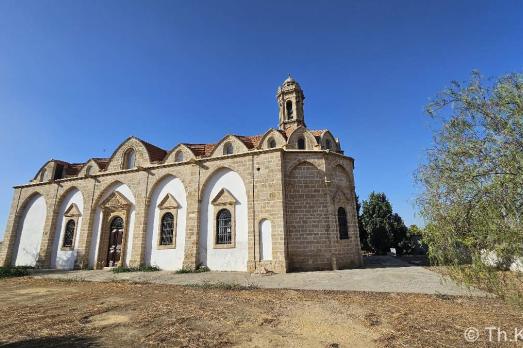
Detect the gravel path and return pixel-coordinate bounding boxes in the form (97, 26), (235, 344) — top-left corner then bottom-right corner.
(31, 256), (487, 297)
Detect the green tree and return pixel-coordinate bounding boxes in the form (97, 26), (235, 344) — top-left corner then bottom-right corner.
(361, 192), (408, 254)
(355, 195), (369, 251)
(417, 71), (523, 301)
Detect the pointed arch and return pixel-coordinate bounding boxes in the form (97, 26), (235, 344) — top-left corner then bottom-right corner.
(332, 189), (351, 204)
(51, 187), (84, 269)
(257, 129), (287, 149)
(88, 181), (137, 268)
(199, 167), (248, 271)
(321, 130), (338, 151)
(77, 159), (102, 177)
(32, 160), (69, 182)
(287, 160), (323, 175)
(163, 144), (197, 164)
(286, 127), (319, 150)
(105, 136), (167, 172)
(145, 174), (187, 270)
(209, 135), (249, 157)
(12, 193), (47, 267)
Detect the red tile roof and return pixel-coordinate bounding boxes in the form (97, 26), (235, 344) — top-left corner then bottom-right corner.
(64, 163), (84, 176)
(50, 128), (333, 178)
(235, 135), (263, 149)
(139, 139), (167, 162)
(183, 144), (216, 157)
(92, 158), (110, 170)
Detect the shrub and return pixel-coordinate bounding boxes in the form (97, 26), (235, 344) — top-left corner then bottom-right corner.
(111, 265), (160, 273)
(175, 265), (210, 274)
(186, 281), (258, 290)
(0, 267), (30, 278)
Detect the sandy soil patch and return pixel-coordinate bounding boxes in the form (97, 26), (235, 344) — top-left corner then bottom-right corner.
(0, 278), (521, 347)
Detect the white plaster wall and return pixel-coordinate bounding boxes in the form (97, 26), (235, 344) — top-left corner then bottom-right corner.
(199, 169), (248, 271)
(88, 183), (136, 268)
(259, 219), (272, 261)
(145, 176), (187, 270)
(13, 195), (47, 267)
(51, 189), (84, 269)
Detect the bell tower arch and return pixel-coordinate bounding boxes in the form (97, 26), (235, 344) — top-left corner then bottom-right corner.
(277, 74), (306, 131)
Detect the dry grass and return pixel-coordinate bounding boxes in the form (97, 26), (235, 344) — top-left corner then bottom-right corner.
(0, 278), (522, 347)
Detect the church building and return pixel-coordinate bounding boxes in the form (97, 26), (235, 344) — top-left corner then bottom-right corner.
(0, 76), (362, 273)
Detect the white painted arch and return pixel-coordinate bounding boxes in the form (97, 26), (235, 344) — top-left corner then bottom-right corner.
(199, 168), (248, 271)
(89, 183), (136, 268)
(12, 194), (47, 267)
(51, 188), (84, 269)
(145, 175), (187, 270)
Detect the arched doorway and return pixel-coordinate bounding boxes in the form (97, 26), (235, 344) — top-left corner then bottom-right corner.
(107, 216), (124, 267)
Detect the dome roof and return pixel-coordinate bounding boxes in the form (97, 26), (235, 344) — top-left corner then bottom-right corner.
(283, 74), (295, 84)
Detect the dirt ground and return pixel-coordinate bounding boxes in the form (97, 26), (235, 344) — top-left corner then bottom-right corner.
(0, 278), (522, 347)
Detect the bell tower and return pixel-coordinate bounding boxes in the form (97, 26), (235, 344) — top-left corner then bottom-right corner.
(277, 75), (306, 131)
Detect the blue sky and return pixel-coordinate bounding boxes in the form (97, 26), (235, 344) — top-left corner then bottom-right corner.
(0, 0), (522, 239)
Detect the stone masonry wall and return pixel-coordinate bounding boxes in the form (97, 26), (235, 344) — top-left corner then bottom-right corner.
(0, 148), (360, 273)
(283, 151), (362, 271)
(0, 149), (288, 273)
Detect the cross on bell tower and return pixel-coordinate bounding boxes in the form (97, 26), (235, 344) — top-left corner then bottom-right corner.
(277, 74), (306, 131)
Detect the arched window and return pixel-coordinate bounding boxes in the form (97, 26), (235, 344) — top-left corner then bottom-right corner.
(111, 216), (124, 230)
(325, 139), (332, 150)
(337, 207), (349, 240)
(216, 209), (232, 245)
(123, 149), (136, 169)
(297, 137), (305, 150)
(159, 212), (174, 245)
(223, 142), (234, 155)
(175, 150), (184, 162)
(85, 165), (92, 176)
(268, 137), (276, 149)
(286, 100), (294, 120)
(62, 219), (76, 248)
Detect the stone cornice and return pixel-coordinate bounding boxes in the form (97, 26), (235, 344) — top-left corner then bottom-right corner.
(14, 148), (355, 189)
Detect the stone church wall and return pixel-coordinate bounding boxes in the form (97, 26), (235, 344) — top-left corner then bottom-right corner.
(0, 149), (360, 273)
(283, 151), (362, 271)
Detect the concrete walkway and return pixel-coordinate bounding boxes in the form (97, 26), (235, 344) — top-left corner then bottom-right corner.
(30, 256), (487, 297)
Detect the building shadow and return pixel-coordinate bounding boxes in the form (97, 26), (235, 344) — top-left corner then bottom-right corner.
(0, 335), (100, 347)
(363, 255), (428, 269)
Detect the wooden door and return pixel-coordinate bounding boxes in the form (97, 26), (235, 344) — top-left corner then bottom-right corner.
(107, 216), (124, 267)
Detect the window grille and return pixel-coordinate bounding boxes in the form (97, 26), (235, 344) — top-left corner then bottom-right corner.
(216, 209), (232, 244)
(62, 219), (76, 248)
(111, 216), (124, 230)
(160, 212), (174, 245)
